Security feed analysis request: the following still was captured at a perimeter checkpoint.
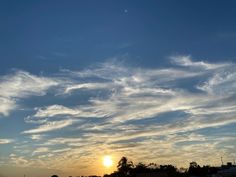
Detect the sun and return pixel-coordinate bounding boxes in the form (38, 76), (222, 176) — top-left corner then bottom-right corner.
(103, 155), (113, 168)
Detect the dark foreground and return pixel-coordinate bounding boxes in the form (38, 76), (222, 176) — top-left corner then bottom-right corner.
(52, 157), (236, 177)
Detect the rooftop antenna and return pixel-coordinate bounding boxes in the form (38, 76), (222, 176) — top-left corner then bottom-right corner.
(221, 157), (224, 166)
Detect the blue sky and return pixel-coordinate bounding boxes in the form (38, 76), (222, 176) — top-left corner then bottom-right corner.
(1, 1), (236, 177)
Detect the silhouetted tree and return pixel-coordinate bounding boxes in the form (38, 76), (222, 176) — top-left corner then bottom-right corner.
(135, 162), (148, 173)
(147, 163), (158, 170)
(117, 157), (134, 177)
(188, 162), (204, 176)
(189, 162), (198, 168)
(159, 165), (180, 177)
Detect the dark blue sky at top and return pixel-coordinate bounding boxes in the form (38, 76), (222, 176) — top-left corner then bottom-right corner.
(1, 0), (236, 74)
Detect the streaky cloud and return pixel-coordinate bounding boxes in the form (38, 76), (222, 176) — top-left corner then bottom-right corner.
(22, 119), (74, 134)
(0, 139), (14, 144)
(2, 55), (236, 172)
(0, 70), (59, 116)
(171, 55), (229, 70)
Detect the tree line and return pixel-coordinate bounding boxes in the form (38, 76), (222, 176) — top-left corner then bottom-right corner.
(51, 156), (222, 177)
(104, 157), (219, 177)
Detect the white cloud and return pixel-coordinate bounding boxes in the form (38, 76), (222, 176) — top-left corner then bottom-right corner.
(171, 55), (229, 69)
(0, 97), (16, 116)
(27, 104), (110, 124)
(30, 134), (46, 140)
(64, 83), (113, 94)
(0, 138), (14, 144)
(2, 56), (236, 173)
(22, 119), (74, 134)
(32, 147), (49, 155)
(25, 56), (236, 130)
(197, 69), (236, 96)
(0, 71), (59, 116)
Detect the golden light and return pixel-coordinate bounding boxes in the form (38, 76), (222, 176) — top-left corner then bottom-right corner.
(103, 155), (113, 168)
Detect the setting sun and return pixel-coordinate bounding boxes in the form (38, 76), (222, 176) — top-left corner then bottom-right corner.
(103, 155), (113, 168)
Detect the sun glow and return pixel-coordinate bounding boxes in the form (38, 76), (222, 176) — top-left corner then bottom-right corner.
(103, 155), (113, 168)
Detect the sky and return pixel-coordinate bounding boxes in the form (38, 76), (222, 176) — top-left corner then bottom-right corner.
(1, 0), (236, 177)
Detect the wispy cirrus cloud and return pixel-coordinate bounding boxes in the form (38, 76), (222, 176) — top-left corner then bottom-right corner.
(64, 83), (113, 94)
(34, 104), (108, 118)
(171, 55), (229, 70)
(30, 134), (46, 141)
(0, 71), (59, 116)
(0, 139), (14, 144)
(2, 55), (236, 173)
(22, 119), (74, 134)
(197, 69), (236, 95)
(32, 147), (49, 155)
(22, 56), (236, 137)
